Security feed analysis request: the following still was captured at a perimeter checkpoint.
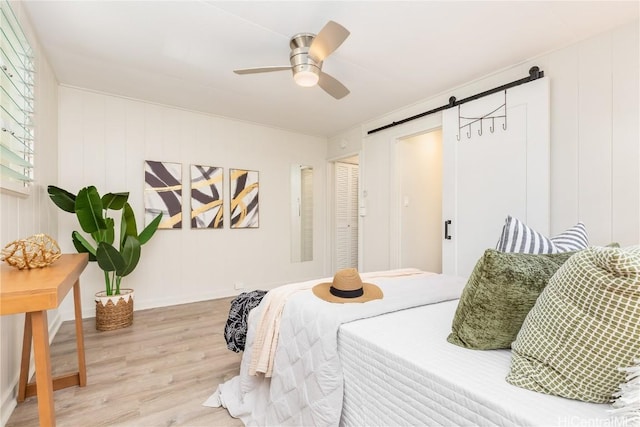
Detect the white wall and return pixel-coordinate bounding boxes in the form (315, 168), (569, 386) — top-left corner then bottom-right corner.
(0, 2), (59, 424)
(56, 86), (329, 320)
(330, 21), (640, 271)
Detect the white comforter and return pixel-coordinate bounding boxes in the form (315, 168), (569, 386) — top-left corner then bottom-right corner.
(206, 270), (467, 426)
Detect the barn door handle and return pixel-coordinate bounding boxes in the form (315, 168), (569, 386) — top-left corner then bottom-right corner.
(444, 220), (452, 240)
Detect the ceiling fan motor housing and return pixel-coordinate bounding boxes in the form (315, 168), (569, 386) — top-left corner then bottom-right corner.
(289, 33), (322, 85)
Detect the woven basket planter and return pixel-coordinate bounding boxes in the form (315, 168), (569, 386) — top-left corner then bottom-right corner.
(95, 289), (134, 331)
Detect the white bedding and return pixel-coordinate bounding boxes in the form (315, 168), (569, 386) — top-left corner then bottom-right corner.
(207, 270), (467, 426)
(338, 299), (613, 427)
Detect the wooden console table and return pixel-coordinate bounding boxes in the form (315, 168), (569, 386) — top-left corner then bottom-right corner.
(1, 253), (89, 427)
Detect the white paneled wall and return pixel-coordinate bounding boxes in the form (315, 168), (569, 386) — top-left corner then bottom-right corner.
(56, 86), (328, 321)
(0, 2), (59, 424)
(329, 21), (639, 271)
(540, 22), (639, 244)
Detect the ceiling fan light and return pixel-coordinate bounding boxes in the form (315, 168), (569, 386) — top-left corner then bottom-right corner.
(294, 70), (319, 87)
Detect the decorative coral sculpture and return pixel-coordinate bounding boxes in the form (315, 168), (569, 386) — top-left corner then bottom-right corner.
(1, 234), (61, 269)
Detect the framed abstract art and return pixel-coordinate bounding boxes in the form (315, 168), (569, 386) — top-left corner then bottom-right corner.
(144, 160), (183, 229)
(190, 165), (224, 229)
(229, 168), (259, 229)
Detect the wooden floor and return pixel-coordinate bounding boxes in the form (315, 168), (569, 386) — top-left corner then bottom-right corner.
(6, 297), (244, 427)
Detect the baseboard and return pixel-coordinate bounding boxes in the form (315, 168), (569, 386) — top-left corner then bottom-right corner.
(0, 394), (16, 427)
(60, 282), (285, 321)
(0, 311), (63, 427)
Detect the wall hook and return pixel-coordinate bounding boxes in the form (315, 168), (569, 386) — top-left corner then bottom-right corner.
(478, 120), (483, 136)
(490, 117), (495, 133)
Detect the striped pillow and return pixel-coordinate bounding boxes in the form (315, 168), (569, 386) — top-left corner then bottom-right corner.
(496, 216), (588, 254)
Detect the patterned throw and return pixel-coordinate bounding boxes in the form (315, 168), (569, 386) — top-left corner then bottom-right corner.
(496, 215), (588, 254)
(507, 245), (640, 403)
(224, 290), (267, 352)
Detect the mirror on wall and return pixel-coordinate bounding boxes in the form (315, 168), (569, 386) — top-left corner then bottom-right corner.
(291, 165), (313, 262)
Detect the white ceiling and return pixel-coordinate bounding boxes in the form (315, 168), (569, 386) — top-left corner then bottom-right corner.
(23, 1), (639, 137)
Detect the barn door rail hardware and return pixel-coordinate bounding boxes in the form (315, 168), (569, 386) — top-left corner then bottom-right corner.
(366, 66), (544, 135)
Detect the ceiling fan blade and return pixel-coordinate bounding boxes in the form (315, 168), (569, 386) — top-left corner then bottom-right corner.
(308, 21), (350, 62)
(318, 72), (350, 100)
(234, 66), (292, 75)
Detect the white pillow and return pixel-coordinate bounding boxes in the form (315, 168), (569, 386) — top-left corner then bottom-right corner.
(496, 215), (588, 254)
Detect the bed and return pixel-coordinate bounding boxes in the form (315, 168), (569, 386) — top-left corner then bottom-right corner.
(339, 299), (610, 426)
(207, 269), (615, 426)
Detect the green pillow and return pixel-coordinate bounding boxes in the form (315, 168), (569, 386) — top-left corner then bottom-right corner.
(507, 245), (640, 403)
(447, 249), (576, 350)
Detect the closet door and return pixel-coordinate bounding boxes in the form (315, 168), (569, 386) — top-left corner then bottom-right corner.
(335, 162), (359, 269)
(300, 167), (314, 261)
(442, 78), (550, 277)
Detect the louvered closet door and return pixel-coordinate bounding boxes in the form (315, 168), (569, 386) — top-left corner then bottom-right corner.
(442, 78), (550, 277)
(335, 162), (359, 269)
(300, 167), (313, 261)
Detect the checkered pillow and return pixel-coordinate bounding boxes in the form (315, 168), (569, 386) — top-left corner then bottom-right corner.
(507, 245), (640, 403)
(496, 216), (588, 254)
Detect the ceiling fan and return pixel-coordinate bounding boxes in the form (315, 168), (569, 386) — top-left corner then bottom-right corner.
(234, 21), (350, 100)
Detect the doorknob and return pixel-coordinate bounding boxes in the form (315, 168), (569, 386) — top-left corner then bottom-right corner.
(444, 220), (452, 240)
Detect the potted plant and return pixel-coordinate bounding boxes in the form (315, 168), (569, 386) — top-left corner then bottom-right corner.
(48, 185), (162, 331)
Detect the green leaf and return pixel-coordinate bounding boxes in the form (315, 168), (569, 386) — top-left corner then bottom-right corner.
(75, 186), (106, 233)
(96, 242), (125, 273)
(121, 203), (138, 243)
(102, 192), (129, 210)
(47, 186), (76, 213)
(72, 231), (97, 261)
(138, 213), (162, 245)
(104, 218), (115, 245)
(119, 235), (141, 277)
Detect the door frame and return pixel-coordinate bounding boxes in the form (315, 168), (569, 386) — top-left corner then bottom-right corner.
(383, 118), (443, 269)
(327, 153), (361, 273)
(396, 128), (444, 272)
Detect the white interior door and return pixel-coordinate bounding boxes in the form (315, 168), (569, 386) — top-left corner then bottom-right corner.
(335, 162), (359, 269)
(442, 78), (550, 277)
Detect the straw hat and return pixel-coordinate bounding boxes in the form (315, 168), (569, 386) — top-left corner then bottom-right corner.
(312, 268), (383, 303)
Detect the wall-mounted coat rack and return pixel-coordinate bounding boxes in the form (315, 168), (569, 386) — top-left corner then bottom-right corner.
(367, 66), (544, 136)
(456, 90), (507, 140)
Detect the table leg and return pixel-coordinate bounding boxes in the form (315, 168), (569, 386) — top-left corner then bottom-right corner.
(31, 310), (56, 427)
(17, 313), (33, 402)
(73, 279), (87, 386)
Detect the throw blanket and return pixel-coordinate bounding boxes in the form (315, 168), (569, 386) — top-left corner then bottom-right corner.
(250, 268), (427, 377)
(225, 290), (267, 353)
(205, 270), (467, 426)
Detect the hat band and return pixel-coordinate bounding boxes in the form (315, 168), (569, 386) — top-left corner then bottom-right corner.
(329, 286), (364, 299)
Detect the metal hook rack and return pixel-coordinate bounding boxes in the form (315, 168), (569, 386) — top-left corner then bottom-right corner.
(456, 90), (507, 141)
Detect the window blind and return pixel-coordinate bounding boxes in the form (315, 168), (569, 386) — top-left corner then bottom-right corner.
(0, 0), (34, 193)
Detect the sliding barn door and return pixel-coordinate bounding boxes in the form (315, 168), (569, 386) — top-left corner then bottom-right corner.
(442, 78), (550, 277)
